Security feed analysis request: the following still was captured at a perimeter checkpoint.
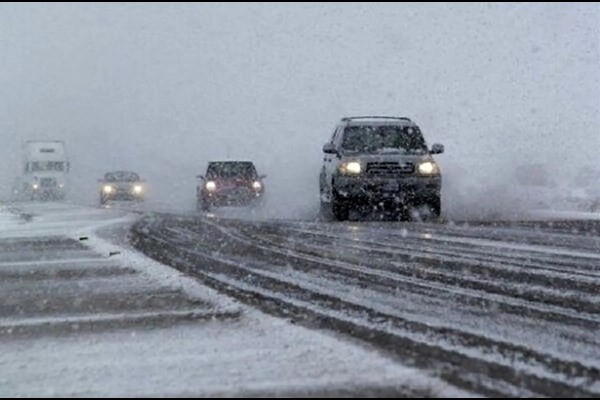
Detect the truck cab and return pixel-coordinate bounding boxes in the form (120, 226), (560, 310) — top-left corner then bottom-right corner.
(13, 141), (70, 201)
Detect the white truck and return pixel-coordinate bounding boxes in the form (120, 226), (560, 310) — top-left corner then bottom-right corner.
(12, 141), (70, 201)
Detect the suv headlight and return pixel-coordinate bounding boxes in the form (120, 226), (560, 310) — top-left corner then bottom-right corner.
(103, 185), (113, 194)
(133, 185), (143, 194)
(418, 161), (439, 175)
(340, 161), (362, 175)
(205, 181), (217, 191)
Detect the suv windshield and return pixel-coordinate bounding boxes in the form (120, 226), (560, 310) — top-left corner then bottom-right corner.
(207, 162), (257, 179)
(341, 125), (427, 154)
(105, 172), (140, 182)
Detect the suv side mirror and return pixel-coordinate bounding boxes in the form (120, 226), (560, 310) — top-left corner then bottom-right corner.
(323, 143), (338, 155)
(196, 175), (205, 180)
(259, 174), (267, 179)
(430, 143), (445, 155)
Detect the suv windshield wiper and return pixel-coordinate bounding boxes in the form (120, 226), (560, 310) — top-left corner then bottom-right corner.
(343, 147), (422, 155)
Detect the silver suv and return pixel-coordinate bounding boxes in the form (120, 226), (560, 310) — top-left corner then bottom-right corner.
(319, 116), (444, 221)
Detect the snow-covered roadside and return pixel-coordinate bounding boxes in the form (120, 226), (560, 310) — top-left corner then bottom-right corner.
(85, 221), (470, 397)
(83, 221), (242, 320)
(0, 203), (23, 229)
(0, 203), (471, 397)
(528, 209), (600, 221)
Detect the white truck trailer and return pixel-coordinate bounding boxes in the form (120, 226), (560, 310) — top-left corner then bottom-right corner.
(13, 141), (70, 201)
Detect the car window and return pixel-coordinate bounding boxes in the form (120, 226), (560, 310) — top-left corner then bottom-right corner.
(207, 163), (257, 179)
(105, 172), (140, 182)
(330, 126), (341, 145)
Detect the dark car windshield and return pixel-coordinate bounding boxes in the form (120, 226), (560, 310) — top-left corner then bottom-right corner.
(207, 162), (257, 179)
(104, 172), (140, 182)
(341, 125), (427, 154)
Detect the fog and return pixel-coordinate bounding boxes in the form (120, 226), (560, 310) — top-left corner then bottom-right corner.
(1, 3), (598, 220)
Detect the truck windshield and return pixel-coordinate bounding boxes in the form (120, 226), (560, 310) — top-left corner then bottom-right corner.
(341, 125), (427, 154)
(28, 162), (66, 172)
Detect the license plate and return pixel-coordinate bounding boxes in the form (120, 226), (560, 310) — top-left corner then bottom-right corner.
(384, 182), (399, 192)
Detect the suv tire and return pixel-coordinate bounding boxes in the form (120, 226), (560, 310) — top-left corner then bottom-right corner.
(428, 195), (441, 218)
(331, 191), (350, 221)
(198, 199), (210, 212)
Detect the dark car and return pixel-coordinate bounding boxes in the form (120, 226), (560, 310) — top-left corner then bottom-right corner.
(197, 161), (266, 211)
(319, 116), (444, 221)
(99, 171), (147, 205)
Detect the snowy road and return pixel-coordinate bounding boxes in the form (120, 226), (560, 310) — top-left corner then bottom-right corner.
(133, 212), (600, 397)
(0, 203), (461, 397)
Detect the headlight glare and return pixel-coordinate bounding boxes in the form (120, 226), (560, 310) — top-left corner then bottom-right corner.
(418, 161), (438, 175)
(341, 161), (362, 175)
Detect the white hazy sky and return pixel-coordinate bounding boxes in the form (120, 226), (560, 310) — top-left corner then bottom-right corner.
(1, 3), (598, 217)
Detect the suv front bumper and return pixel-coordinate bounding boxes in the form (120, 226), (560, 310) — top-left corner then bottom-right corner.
(334, 175), (441, 205)
(201, 189), (263, 207)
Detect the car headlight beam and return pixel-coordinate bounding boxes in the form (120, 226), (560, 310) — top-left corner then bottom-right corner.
(418, 161), (438, 175)
(340, 161), (362, 175)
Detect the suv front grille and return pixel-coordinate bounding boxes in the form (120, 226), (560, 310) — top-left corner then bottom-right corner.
(40, 178), (58, 188)
(366, 162), (414, 175)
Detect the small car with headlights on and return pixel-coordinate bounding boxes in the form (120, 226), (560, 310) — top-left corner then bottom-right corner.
(99, 171), (147, 205)
(197, 161), (266, 211)
(319, 116), (444, 221)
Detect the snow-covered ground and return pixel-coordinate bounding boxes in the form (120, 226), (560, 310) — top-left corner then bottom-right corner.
(529, 209), (600, 221)
(0, 210), (19, 229)
(0, 202), (465, 397)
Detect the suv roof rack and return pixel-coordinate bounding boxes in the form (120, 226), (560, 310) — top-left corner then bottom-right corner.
(341, 116), (412, 122)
